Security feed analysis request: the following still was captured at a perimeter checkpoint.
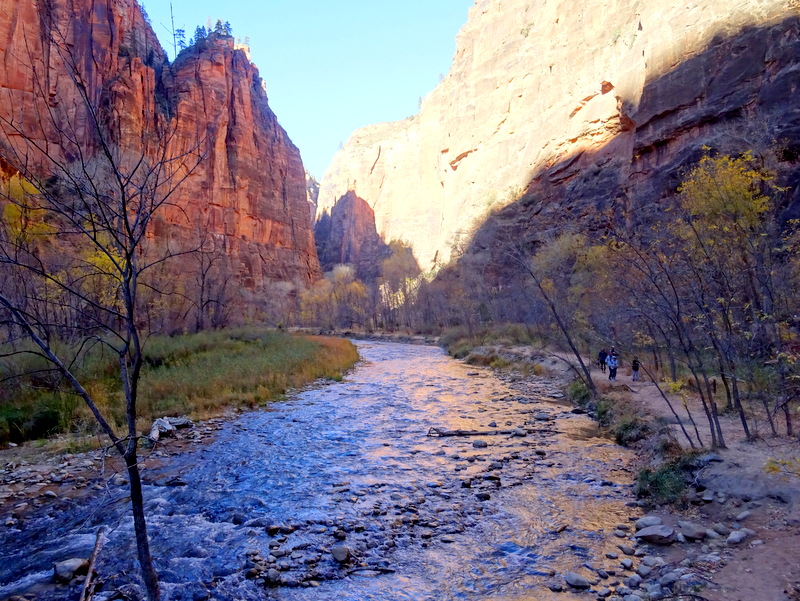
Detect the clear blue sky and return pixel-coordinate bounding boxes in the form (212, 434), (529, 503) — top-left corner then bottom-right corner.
(145, 1), (474, 179)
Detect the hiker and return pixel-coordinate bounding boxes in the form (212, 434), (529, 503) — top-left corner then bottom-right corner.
(606, 352), (619, 381)
(631, 357), (640, 381)
(597, 348), (608, 373)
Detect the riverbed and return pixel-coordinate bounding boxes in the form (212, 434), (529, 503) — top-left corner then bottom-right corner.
(0, 341), (640, 600)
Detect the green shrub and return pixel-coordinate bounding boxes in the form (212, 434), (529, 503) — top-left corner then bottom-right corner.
(611, 414), (651, 446)
(594, 397), (614, 425)
(636, 462), (687, 504)
(449, 340), (473, 359)
(567, 379), (592, 405)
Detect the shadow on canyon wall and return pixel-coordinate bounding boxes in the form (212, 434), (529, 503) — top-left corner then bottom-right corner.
(314, 190), (421, 281)
(456, 14), (800, 284)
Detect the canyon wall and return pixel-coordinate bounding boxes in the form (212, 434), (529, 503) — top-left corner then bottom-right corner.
(316, 0), (800, 273)
(0, 0), (320, 300)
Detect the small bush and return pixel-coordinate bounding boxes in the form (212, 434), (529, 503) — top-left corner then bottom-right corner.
(594, 397), (614, 425)
(449, 340), (473, 359)
(611, 415), (651, 446)
(464, 352), (495, 366)
(489, 357), (512, 370)
(636, 461), (688, 504)
(567, 379), (592, 405)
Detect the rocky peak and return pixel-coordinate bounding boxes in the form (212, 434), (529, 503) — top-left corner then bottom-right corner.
(0, 0), (320, 314)
(315, 190), (389, 280)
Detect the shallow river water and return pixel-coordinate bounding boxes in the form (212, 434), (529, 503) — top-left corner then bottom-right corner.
(1, 341), (640, 600)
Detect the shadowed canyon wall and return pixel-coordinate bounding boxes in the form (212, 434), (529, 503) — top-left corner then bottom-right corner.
(316, 0), (800, 273)
(315, 191), (389, 280)
(0, 0), (320, 303)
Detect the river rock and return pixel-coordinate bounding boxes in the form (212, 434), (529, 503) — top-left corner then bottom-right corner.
(473, 440), (488, 448)
(331, 545), (350, 563)
(712, 522), (731, 535)
(678, 521), (706, 541)
(634, 525), (676, 544)
(634, 516), (663, 529)
(149, 418), (176, 441)
(735, 510), (752, 522)
(726, 530), (748, 544)
(564, 571), (591, 589)
(621, 558), (634, 569)
(53, 558), (89, 582)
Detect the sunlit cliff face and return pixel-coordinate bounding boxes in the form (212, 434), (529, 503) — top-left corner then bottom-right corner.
(0, 0), (321, 294)
(316, 0), (799, 271)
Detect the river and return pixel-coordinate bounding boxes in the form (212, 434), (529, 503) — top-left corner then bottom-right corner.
(0, 341), (639, 600)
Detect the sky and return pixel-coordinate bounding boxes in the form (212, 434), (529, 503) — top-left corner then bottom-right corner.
(144, 1), (474, 179)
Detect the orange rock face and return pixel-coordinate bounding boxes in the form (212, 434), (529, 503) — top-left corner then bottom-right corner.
(0, 0), (320, 296)
(316, 0), (800, 272)
(315, 191), (388, 280)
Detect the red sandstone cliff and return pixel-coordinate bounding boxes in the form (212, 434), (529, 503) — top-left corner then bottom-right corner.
(0, 0), (320, 303)
(316, 0), (800, 272)
(315, 191), (389, 280)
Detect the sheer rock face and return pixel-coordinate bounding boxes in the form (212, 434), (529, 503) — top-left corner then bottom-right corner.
(316, 0), (800, 271)
(314, 191), (388, 280)
(0, 0), (320, 291)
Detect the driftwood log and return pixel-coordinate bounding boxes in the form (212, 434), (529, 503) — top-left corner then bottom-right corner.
(426, 426), (557, 437)
(79, 526), (108, 601)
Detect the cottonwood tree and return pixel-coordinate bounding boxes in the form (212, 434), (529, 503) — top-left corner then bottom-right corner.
(0, 24), (203, 601)
(506, 233), (599, 396)
(607, 152), (800, 447)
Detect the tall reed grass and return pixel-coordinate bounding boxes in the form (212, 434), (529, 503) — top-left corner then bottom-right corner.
(0, 329), (358, 443)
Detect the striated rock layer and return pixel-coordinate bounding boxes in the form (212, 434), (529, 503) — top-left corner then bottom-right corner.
(316, 0), (800, 272)
(0, 0), (320, 298)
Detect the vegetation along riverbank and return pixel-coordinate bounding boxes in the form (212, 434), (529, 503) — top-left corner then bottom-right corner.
(0, 329), (358, 450)
(441, 325), (800, 600)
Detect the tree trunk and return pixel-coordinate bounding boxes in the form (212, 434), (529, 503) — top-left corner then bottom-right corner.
(125, 451), (160, 601)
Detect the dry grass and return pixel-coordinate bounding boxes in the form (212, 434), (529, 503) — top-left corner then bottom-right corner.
(1, 329), (358, 444)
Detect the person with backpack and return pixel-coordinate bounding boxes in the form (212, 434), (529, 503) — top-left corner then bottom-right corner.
(597, 348), (608, 373)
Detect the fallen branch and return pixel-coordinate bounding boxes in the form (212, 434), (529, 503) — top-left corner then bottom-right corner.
(426, 426), (557, 437)
(346, 566), (397, 576)
(79, 525), (108, 601)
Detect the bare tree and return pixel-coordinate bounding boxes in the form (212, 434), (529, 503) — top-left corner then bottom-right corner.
(0, 20), (203, 601)
(505, 234), (598, 396)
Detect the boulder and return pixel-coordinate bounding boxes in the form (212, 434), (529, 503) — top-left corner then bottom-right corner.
(634, 525), (676, 545)
(726, 530), (748, 545)
(53, 558), (89, 583)
(149, 418), (176, 442)
(564, 571), (591, 589)
(634, 516), (663, 529)
(677, 521), (707, 541)
(331, 545), (350, 563)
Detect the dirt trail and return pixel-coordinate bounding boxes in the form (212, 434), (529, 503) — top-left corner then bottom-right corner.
(590, 356), (800, 601)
